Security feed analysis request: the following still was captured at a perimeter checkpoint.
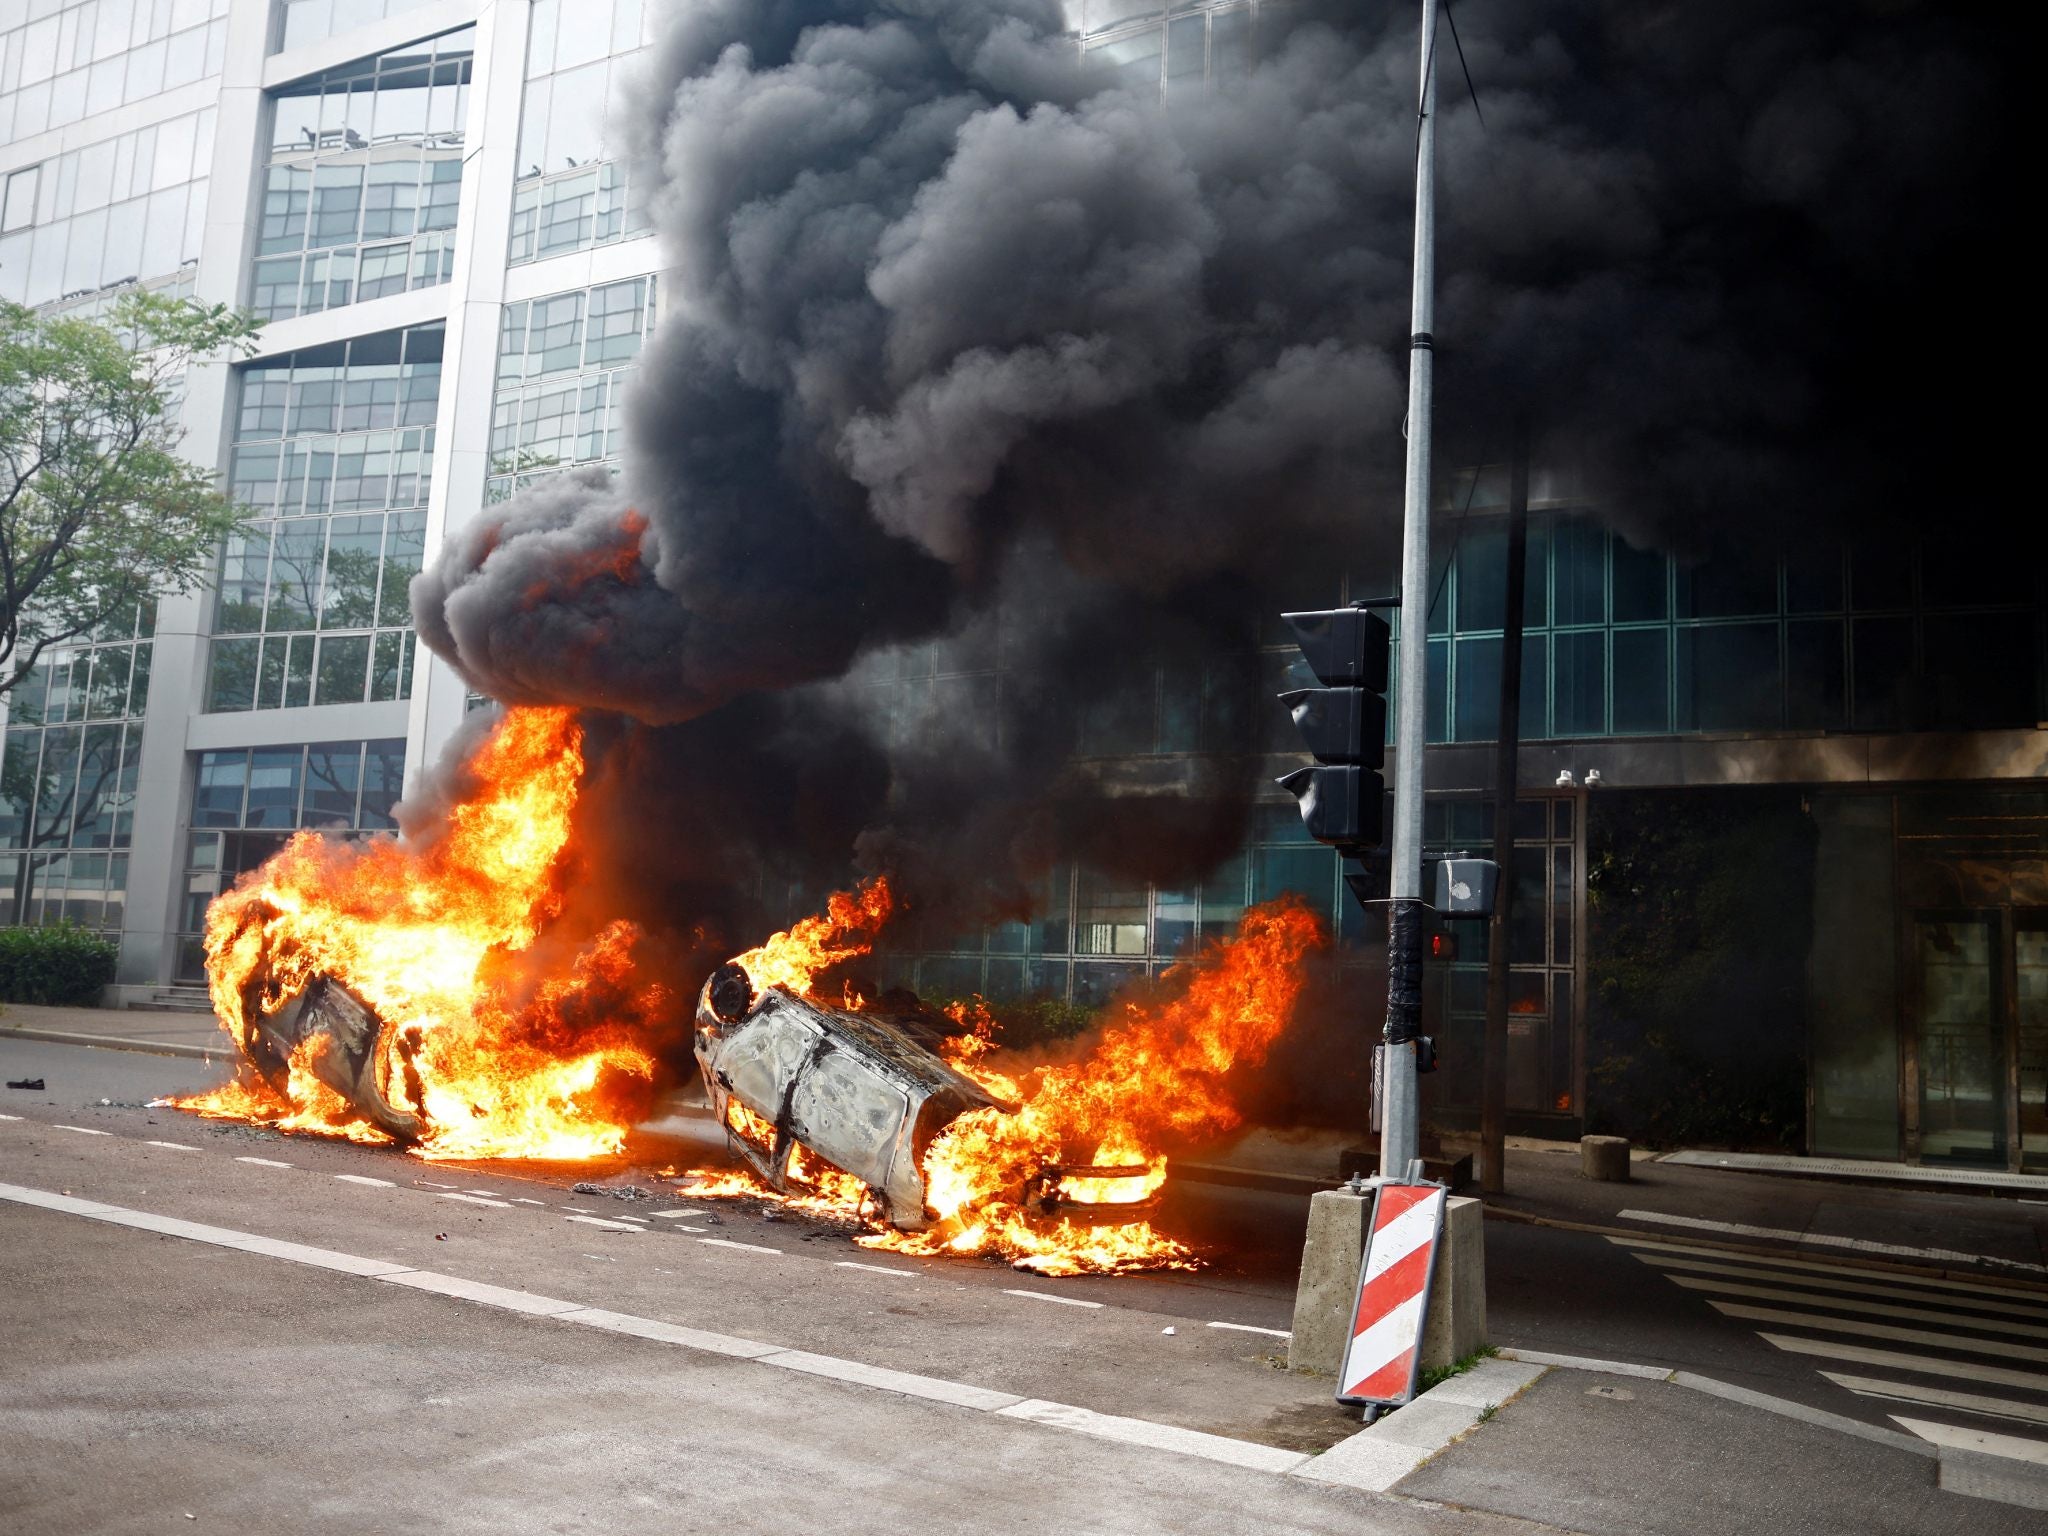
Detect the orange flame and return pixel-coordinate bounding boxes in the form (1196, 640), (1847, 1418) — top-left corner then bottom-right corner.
(731, 878), (894, 997)
(177, 707), (659, 1160)
(686, 893), (1326, 1275)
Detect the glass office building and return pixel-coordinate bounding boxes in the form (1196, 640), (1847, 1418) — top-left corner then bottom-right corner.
(3, 0), (2042, 1173)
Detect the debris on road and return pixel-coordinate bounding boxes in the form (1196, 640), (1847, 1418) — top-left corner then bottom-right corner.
(6, 1078), (45, 1090)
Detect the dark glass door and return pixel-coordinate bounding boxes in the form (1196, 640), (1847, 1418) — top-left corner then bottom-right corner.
(1911, 914), (2005, 1165)
(2016, 913), (2048, 1173)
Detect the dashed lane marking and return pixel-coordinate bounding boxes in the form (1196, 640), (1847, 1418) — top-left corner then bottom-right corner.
(1004, 1289), (1103, 1309)
(565, 1215), (640, 1232)
(416, 1180), (460, 1189)
(235, 1157), (292, 1168)
(145, 1141), (198, 1152)
(1207, 1321), (1290, 1339)
(334, 1174), (395, 1188)
(440, 1193), (512, 1209)
(700, 1237), (781, 1256)
(508, 1197), (546, 1206)
(0, 1113), (21, 1121)
(52, 1125), (110, 1136)
(564, 1206), (596, 1213)
(0, 1180), (1344, 1482)
(836, 1261), (918, 1277)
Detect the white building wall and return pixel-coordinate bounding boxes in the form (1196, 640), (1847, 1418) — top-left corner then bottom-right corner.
(2, 0), (663, 999)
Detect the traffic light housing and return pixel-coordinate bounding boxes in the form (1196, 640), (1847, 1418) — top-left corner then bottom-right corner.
(1276, 605), (1391, 853)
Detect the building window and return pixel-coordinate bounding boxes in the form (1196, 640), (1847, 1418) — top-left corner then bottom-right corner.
(0, 0), (229, 152)
(274, 0), (441, 54)
(207, 324), (439, 712)
(508, 0), (654, 266)
(0, 105), (215, 307)
(251, 25), (473, 321)
(487, 275), (657, 501)
(175, 737), (405, 980)
(0, 600), (157, 937)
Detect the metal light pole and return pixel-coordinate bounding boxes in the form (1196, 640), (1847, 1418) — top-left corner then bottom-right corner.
(1381, 0), (1439, 1183)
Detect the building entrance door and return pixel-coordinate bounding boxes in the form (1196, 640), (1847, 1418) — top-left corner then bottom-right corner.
(1910, 914), (2003, 1165)
(1907, 908), (2048, 1170)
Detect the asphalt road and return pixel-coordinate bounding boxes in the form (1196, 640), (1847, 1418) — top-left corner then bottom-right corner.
(4, 1036), (2043, 1532)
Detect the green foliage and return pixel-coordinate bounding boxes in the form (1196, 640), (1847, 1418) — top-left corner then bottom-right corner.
(0, 922), (119, 1004)
(1585, 790), (1815, 1149)
(1, 291), (262, 695)
(1418, 1344), (1499, 1394)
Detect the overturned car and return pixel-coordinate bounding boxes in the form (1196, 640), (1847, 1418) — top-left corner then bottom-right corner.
(692, 962), (1164, 1231)
(692, 962), (1000, 1229)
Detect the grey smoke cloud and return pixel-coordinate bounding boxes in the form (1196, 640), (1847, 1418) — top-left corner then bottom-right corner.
(414, 0), (2020, 911)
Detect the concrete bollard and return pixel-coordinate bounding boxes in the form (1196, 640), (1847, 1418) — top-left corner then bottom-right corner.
(1581, 1134), (1631, 1182)
(1289, 1188), (1486, 1376)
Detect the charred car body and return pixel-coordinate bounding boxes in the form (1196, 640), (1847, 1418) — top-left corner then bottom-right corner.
(693, 961), (1162, 1229)
(692, 962), (1002, 1229)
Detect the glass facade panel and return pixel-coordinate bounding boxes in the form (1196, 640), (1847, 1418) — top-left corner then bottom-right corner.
(487, 275), (657, 501)
(0, 0), (227, 154)
(508, 0), (653, 265)
(251, 26), (471, 319)
(210, 324), (439, 711)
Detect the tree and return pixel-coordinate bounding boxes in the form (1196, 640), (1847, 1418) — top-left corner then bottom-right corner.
(1, 291), (262, 697)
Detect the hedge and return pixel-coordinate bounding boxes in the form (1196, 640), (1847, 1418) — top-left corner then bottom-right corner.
(0, 924), (120, 1006)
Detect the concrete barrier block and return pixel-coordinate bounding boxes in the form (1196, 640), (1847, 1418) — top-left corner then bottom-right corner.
(1420, 1195), (1486, 1371)
(1581, 1134), (1631, 1182)
(1288, 1188), (1370, 1374)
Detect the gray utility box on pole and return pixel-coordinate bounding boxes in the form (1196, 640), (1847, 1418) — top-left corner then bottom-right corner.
(1434, 857), (1499, 919)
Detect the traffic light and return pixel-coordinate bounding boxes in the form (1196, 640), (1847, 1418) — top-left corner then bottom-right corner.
(1276, 605), (1392, 852)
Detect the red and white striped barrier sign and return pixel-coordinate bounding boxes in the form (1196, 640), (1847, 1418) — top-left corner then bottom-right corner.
(1336, 1182), (1447, 1406)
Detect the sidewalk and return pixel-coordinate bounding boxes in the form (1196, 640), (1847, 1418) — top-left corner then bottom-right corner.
(0, 1002), (231, 1060)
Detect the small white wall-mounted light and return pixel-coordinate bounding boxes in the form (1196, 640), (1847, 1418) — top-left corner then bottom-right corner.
(1584, 769), (1603, 787)
(1556, 769), (1576, 788)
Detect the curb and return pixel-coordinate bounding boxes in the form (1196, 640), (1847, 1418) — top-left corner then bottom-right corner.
(0, 1026), (227, 1062)
(1480, 1202), (2048, 1296)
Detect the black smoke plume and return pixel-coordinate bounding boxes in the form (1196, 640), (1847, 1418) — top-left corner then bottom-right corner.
(414, 0), (2022, 945)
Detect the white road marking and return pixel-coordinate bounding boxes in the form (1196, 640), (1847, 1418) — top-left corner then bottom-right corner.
(0, 1179), (1352, 1482)
(464, 1189), (501, 1197)
(416, 1180), (460, 1190)
(997, 1399), (1308, 1474)
(699, 1237), (781, 1256)
(0, 1113), (21, 1120)
(145, 1141), (198, 1152)
(764, 1349), (1022, 1410)
(508, 1197), (546, 1206)
(1620, 1244), (2048, 1313)
(334, 1174), (394, 1188)
(1497, 1348), (1674, 1380)
(836, 1261), (918, 1277)
(1820, 1372), (2048, 1427)
(52, 1124), (110, 1136)
(1672, 1276), (2048, 1338)
(1891, 1416), (2048, 1465)
(1616, 1210), (2048, 1275)
(565, 1215), (640, 1232)
(1207, 1321), (1290, 1339)
(564, 1206), (596, 1213)
(439, 1193), (512, 1209)
(1713, 1302), (2048, 1363)
(1760, 1333), (2048, 1393)
(662, 1209), (710, 1218)
(235, 1156), (293, 1168)
(1004, 1288), (1103, 1309)
(610, 1214), (650, 1225)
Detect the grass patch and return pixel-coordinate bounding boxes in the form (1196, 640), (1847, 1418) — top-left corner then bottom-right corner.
(1417, 1343), (1499, 1394)
(1476, 1402), (1498, 1423)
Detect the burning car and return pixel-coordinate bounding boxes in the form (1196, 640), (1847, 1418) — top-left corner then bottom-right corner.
(693, 961), (1165, 1232)
(693, 961), (1003, 1229)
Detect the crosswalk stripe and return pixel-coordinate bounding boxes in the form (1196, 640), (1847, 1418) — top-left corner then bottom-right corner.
(1820, 1372), (2048, 1428)
(1890, 1416), (2048, 1465)
(1609, 1236), (2048, 1305)
(1714, 1302), (2048, 1363)
(1625, 1249), (2048, 1318)
(1670, 1276), (2048, 1339)
(1760, 1333), (2048, 1393)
